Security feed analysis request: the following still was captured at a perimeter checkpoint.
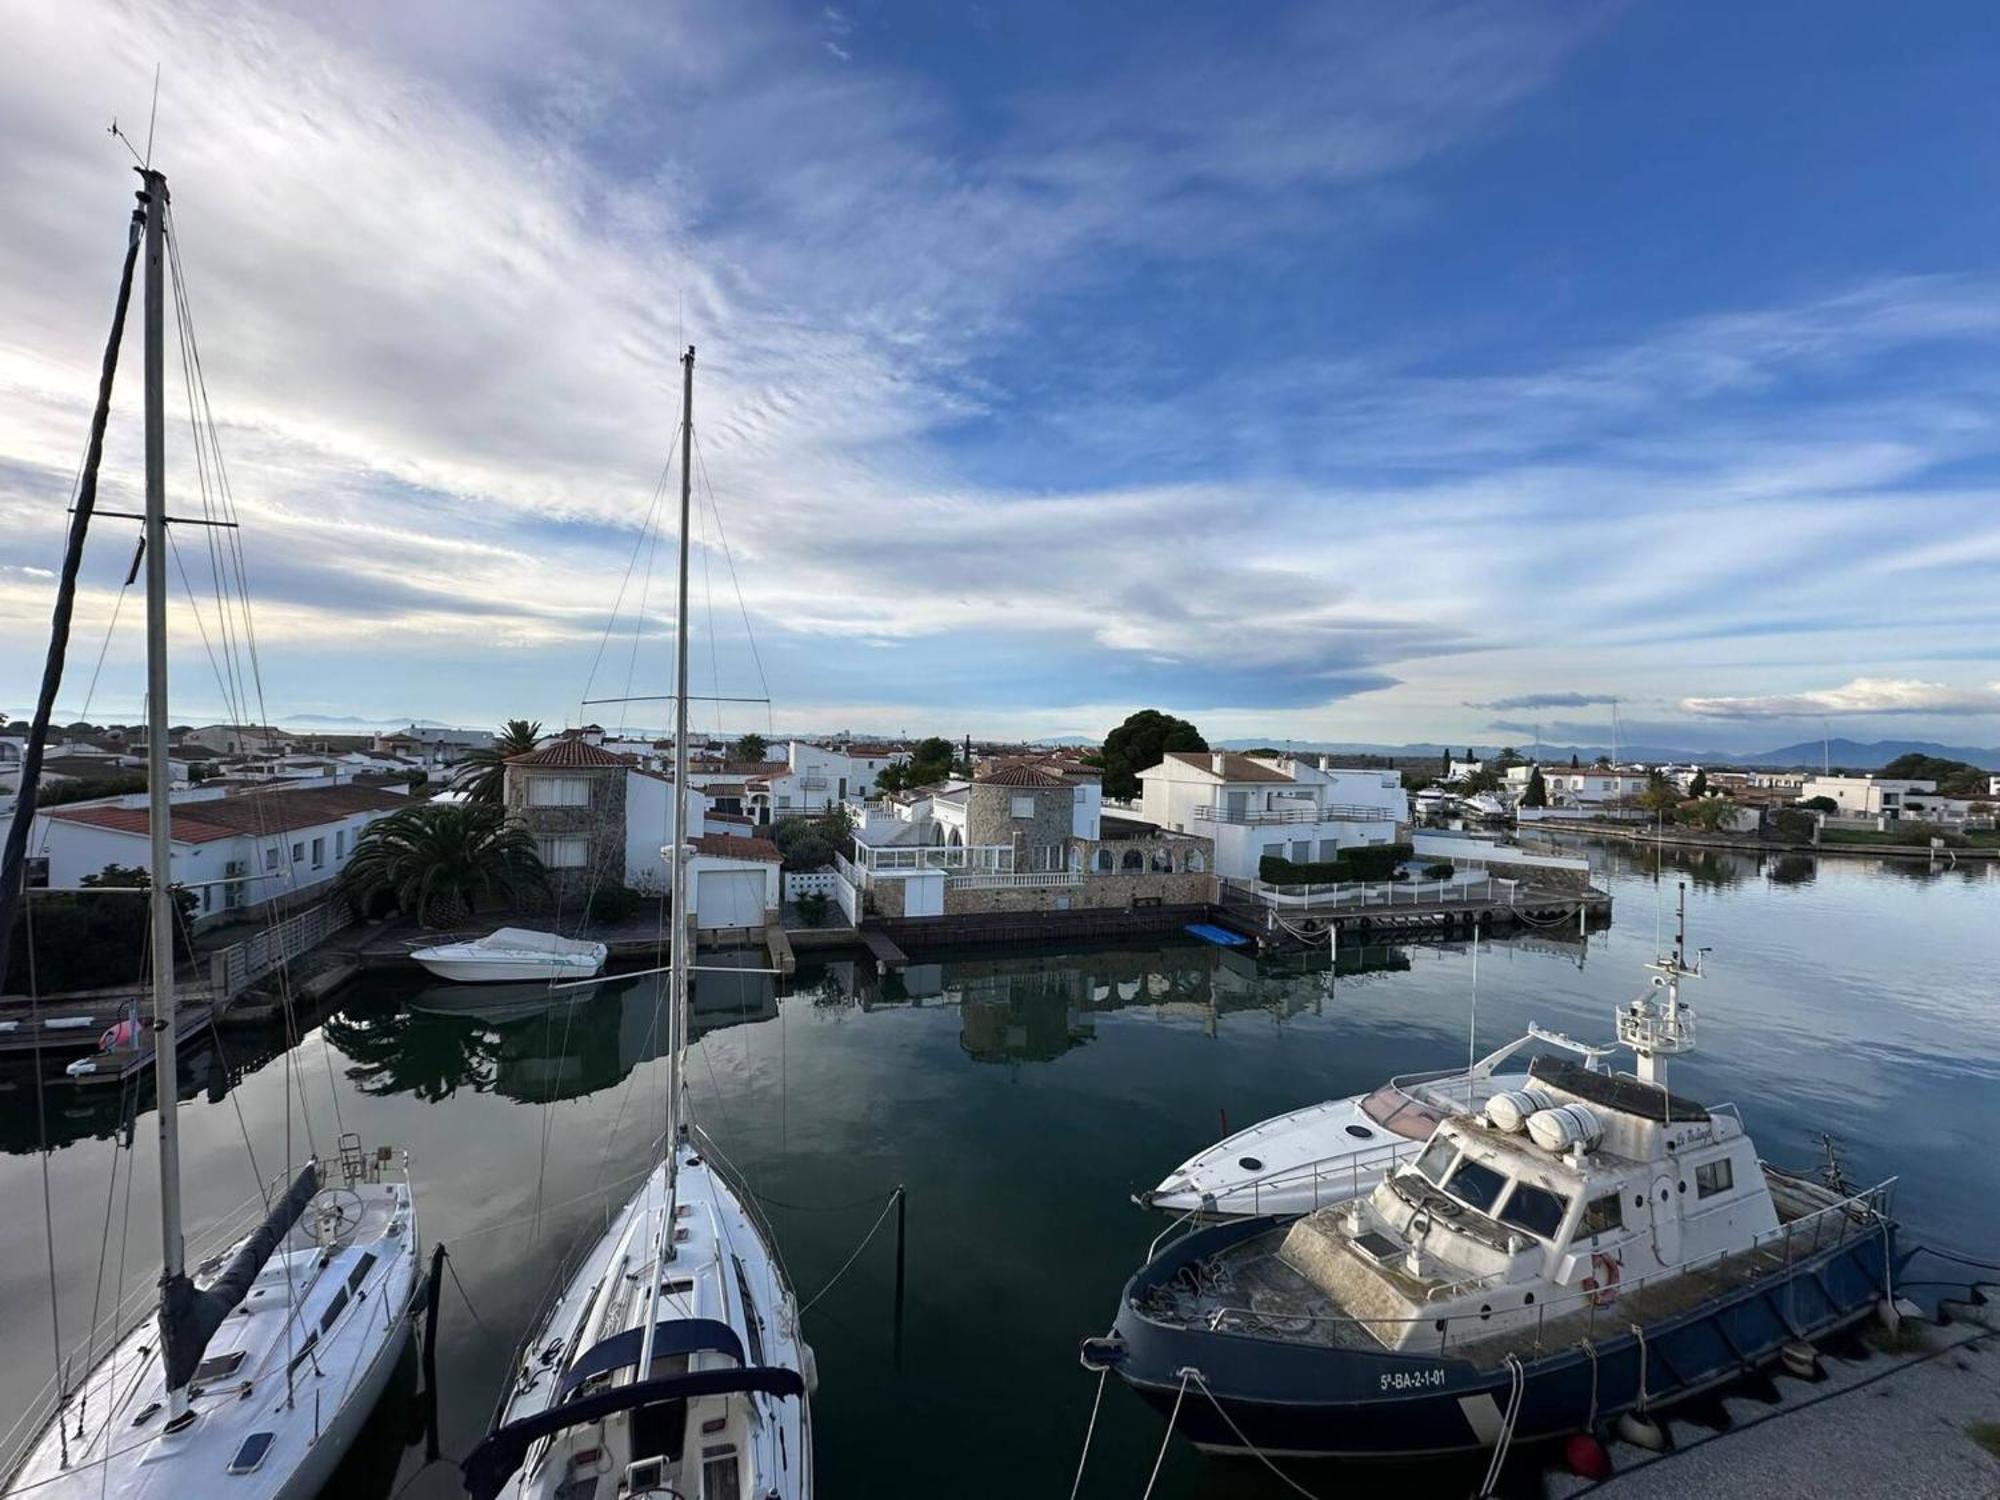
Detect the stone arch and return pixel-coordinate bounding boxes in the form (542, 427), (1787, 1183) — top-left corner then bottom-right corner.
(1120, 848), (1145, 872)
(1150, 847), (1172, 873)
(1184, 847), (1206, 873)
(1094, 847), (1116, 874)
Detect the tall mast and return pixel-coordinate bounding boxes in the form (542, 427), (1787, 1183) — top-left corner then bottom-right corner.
(666, 346), (695, 1172)
(139, 168), (188, 1406)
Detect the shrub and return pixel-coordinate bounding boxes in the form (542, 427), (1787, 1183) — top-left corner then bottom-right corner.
(796, 892), (830, 926)
(4, 868), (196, 995)
(1799, 796), (1839, 813)
(1422, 861), (1456, 881)
(589, 884), (646, 923)
(1258, 842), (1413, 886)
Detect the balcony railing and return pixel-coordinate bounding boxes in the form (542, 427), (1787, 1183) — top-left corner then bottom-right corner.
(851, 843), (1014, 874)
(945, 869), (1081, 890)
(1192, 802), (1396, 826)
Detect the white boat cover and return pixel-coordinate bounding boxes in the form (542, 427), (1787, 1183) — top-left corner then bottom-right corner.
(475, 927), (603, 956)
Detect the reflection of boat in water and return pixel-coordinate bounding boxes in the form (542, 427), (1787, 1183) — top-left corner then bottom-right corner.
(344, 965), (780, 1106)
(410, 927), (607, 983)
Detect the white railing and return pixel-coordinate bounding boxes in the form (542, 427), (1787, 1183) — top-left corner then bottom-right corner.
(1229, 875), (1503, 911)
(853, 843), (1013, 874)
(782, 870), (839, 900)
(945, 869), (1082, 890)
(1193, 802), (1396, 826)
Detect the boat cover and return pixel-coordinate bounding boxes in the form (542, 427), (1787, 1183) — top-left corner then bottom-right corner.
(161, 1160), (320, 1390)
(1530, 1055), (1708, 1123)
(557, 1317), (747, 1397)
(462, 1366), (808, 1500)
(475, 928), (603, 956)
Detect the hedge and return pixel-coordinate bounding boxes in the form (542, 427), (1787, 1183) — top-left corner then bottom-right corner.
(1258, 842), (1412, 886)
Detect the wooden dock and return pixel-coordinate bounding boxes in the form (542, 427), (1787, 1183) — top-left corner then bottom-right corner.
(67, 1001), (219, 1086)
(858, 926), (909, 972)
(764, 922), (797, 977)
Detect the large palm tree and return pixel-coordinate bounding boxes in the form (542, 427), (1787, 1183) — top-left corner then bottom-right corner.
(451, 718), (544, 804)
(341, 802), (549, 927)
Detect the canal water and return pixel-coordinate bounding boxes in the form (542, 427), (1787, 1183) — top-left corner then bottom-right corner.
(1, 841), (1993, 1497)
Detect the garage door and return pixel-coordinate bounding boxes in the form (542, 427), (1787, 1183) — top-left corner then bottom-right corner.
(697, 869), (766, 931)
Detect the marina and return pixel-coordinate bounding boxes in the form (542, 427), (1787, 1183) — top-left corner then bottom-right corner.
(0, 841), (1992, 1497)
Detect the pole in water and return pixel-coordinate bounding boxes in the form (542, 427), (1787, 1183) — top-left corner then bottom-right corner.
(892, 1185), (908, 1367)
(421, 1245), (447, 1462)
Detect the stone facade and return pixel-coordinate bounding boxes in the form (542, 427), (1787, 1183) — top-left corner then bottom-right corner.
(504, 763), (629, 902)
(941, 870), (1215, 915)
(965, 779), (1074, 871)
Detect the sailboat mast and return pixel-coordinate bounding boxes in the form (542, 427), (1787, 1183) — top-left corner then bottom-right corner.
(139, 168), (187, 1382)
(666, 346), (695, 1163)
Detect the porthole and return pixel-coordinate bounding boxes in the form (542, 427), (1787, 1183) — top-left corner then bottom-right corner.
(1524, 1292), (1535, 1306)
(1434, 1318), (1447, 1332)
(1344, 1125), (1374, 1140)
(1634, 1195), (1644, 1208)
(1678, 1182), (1687, 1194)
(1479, 1303), (1492, 1320)
(1238, 1156), (1264, 1172)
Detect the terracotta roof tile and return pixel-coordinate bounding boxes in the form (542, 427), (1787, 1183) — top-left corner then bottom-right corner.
(506, 740), (633, 768)
(47, 785), (410, 844)
(1158, 751), (1292, 783)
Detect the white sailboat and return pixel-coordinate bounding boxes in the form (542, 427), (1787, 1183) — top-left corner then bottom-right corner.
(462, 348), (813, 1500)
(2, 172), (418, 1499)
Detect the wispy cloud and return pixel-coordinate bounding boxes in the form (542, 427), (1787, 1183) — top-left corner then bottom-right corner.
(1466, 691), (1623, 711)
(1681, 678), (2000, 720)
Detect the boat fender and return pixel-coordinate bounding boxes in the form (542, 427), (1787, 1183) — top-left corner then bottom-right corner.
(1486, 1088), (1553, 1134)
(802, 1342), (820, 1397)
(1078, 1336), (1126, 1372)
(1582, 1252), (1620, 1307)
(1564, 1433), (1612, 1480)
(1779, 1341), (1820, 1380)
(1615, 1411), (1666, 1451)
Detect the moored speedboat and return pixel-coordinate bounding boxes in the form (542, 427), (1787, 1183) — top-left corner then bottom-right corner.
(411, 927), (609, 983)
(1091, 894), (1901, 1463)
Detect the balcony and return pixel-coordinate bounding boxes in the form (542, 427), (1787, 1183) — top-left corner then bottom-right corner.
(1192, 802), (1395, 826)
(850, 843), (1014, 875)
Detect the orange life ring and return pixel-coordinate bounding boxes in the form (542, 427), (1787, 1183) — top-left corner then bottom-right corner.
(1583, 1251), (1621, 1307)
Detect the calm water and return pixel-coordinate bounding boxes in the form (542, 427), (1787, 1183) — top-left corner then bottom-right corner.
(1, 841), (1995, 1497)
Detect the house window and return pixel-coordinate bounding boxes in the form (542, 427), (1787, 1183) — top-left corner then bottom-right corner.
(1010, 795), (1035, 819)
(527, 776), (591, 807)
(310, 837), (324, 869)
(1319, 840), (1339, 861)
(291, 842), (304, 864)
(264, 846), (279, 871)
(1695, 1159), (1734, 1199)
(335, 830), (346, 858)
(1261, 843), (1284, 860)
(535, 835), (589, 869)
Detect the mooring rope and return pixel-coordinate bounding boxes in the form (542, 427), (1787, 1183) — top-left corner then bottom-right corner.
(1478, 1352), (1527, 1498)
(1139, 1370), (1190, 1500)
(1185, 1368), (1322, 1498)
(797, 1188), (901, 1316)
(1068, 1362), (1108, 1500)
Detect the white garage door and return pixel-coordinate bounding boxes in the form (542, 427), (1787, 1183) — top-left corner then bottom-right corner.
(698, 868), (766, 931)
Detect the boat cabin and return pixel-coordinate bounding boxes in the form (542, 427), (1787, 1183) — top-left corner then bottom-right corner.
(1278, 1057), (1778, 1352)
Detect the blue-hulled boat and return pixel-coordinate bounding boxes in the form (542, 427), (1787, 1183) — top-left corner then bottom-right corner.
(1086, 894), (1901, 1462)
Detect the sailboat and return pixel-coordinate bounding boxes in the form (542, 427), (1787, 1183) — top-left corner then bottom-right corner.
(461, 349), (813, 1500)
(1, 172), (419, 1497)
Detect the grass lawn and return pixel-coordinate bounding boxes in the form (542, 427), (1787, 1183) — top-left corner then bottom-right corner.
(1819, 826), (1999, 849)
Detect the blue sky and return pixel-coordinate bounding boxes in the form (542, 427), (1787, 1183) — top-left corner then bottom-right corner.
(1, 0), (1998, 752)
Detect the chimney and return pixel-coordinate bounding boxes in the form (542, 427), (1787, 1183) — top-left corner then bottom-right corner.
(1319, 754), (1332, 772)
(1211, 752), (1227, 775)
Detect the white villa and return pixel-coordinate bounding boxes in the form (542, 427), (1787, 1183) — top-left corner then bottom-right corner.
(1506, 764), (1651, 808)
(1798, 774), (1936, 820)
(14, 783), (412, 928)
(1134, 752), (1406, 880)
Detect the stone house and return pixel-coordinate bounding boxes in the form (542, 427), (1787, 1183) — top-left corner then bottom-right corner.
(503, 739), (707, 902)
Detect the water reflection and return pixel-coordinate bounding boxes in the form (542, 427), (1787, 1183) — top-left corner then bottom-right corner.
(323, 958), (778, 1106)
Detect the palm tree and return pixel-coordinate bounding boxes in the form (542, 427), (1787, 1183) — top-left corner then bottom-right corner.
(341, 802), (548, 927)
(451, 718), (543, 804)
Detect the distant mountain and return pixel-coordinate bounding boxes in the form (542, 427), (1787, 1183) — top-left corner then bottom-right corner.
(1734, 738), (2000, 771)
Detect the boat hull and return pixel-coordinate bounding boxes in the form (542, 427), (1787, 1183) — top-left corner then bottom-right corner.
(1103, 1213), (1895, 1459)
(411, 954), (603, 983)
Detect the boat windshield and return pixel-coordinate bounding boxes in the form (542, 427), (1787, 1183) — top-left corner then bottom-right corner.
(1497, 1182), (1571, 1240)
(1414, 1139), (1457, 1185)
(1440, 1157), (1506, 1213)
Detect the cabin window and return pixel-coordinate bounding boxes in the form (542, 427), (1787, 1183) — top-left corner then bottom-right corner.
(702, 1446), (742, 1496)
(1415, 1140), (1457, 1185)
(193, 1349), (247, 1383)
(228, 1432), (275, 1474)
(1696, 1159), (1734, 1198)
(1580, 1193), (1622, 1237)
(1498, 1183), (1571, 1240)
(319, 1287), (349, 1333)
(1443, 1158), (1507, 1213)
(347, 1251), (377, 1292)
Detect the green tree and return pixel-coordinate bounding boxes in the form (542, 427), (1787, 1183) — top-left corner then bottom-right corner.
(450, 719), (544, 805)
(1799, 795), (1838, 813)
(340, 803), (548, 927)
(1879, 753), (1991, 797)
(1440, 748), (1451, 774)
(1098, 710), (1207, 800)
(733, 732), (769, 763)
(771, 806), (855, 871)
(1521, 767), (1547, 808)
(1688, 769), (1708, 798)
(1636, 769), (1680, 814)
(1570, 753), (1580, 769)
(902, 736), (955, 787)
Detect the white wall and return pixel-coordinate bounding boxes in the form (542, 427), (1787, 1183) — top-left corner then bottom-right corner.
(624, 772), (707, 893)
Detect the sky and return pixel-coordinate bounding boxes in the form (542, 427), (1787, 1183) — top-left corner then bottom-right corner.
(2, 0), (1999, 754)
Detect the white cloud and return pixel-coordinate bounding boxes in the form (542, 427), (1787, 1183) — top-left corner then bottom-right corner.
(1680, 678), (2000, 719)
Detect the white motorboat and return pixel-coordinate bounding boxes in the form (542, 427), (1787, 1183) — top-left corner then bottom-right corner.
(1, 169), (418, 1500)
(411, 927), (608, 983)
(462, 348), (813, 1500)
(1142, 1025), (1615, 1220)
